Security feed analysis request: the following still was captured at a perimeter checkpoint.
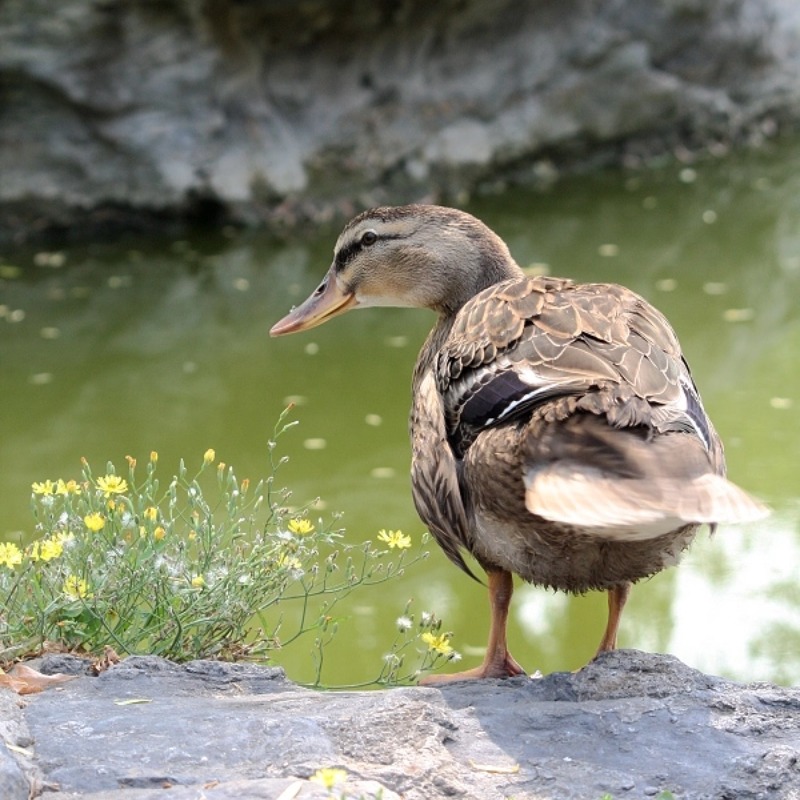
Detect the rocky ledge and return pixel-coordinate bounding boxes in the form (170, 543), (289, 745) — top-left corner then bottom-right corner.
(3, 0), (800, 242)
(1, 650), (799, 800)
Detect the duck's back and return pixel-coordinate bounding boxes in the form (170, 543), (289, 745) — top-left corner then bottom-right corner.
(410, 275), (763, 590)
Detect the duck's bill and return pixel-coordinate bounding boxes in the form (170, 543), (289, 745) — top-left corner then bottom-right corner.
(270, 269), (357, 336)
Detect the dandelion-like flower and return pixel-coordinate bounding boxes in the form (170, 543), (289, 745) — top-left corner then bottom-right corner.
(191, 575), (205, 589)
(377, 529), (412, 549)
(84, 512), (105, 532)
(28, 534), (67, 562)
(396, 615), (413, 632)
(63, 575), (91, 600)
(288, 518), (315, 536)
(55, 479), (82, 495)
(32, 480), (56, 496)
(150, 451), (158, 463)
(421, 631), (453, 656)
(310, 768), (347, 790)
(0, 542), (23, 569)
(96, 475), (128, 497)
(203, 448), (216, 464)
(153, 526), (166, 541)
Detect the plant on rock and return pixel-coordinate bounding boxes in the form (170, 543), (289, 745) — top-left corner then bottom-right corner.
(0, 409), (458, 686)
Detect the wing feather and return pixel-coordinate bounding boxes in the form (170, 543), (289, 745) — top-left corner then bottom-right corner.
(436, 276), (701, 456)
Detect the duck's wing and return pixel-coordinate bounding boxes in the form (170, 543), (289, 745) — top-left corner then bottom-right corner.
(437, 276), (767, 534)
(437, 276), (701, 455)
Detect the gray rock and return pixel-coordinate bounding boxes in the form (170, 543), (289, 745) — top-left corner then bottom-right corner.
(2, 0), (800, 242)
(3, 650), (799, 799)
(0, 691), (35, 800)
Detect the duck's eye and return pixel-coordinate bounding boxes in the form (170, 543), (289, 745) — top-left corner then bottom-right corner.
(361, 230), (378, 246)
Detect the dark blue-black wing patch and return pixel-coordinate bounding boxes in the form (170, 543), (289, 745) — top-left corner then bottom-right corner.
(450, 370), (566, 456)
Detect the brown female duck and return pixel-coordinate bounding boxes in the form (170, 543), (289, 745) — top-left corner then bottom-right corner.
(270, 204), (767, 682)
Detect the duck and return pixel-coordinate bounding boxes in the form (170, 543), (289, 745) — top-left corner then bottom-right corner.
(270, 204), (767, 683)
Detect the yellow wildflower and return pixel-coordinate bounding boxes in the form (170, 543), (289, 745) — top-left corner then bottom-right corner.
(377, 529), (412, 549)
(32, 480), (56, 495)
(188, 530), (197, 541)
(55, 479), (82, 495)
(421, 631), (453, 656)
(310, 768), (347, 790)
(84, 512), (105, 532)
(39, 539), (64, 561)
(288, 518), (315, 536)
(153, 526), (166, 541)
(203, 448), (216, 464)
(191, 575), (205, 589)
(96, 475), (128, 497)
(143, 506), (158, 521)
(29, 536), (64, 562)
(0, 542), (23, 569)
(150, 451), (158, 463)
(63, 575), (91, 600)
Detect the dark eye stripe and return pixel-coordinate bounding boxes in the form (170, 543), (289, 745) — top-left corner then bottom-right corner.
(334, 232), (404, 271)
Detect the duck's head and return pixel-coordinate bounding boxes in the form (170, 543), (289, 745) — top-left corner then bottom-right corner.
(270, 204), (522, 336)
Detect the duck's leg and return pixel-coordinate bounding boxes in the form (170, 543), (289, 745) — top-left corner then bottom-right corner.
(420, 569), (526, 684)
(594, 582), (632, 656)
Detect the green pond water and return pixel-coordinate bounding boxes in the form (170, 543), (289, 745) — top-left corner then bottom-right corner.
(1, 139), (799, 686)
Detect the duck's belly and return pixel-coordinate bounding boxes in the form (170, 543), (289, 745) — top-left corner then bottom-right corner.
(469, 510), (698, 593)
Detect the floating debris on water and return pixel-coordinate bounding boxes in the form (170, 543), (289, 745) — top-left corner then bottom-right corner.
(723, 308), (755, 322)
(385, 335), (408, 348)
(770, 397), (792, 410)
(33, 251), (66, 268)
(108, 275), (132, 289)
(233, 278), (250, 292)
(0, 265), (21, 279)
(598, 243), (619, 257)
(679, 167), (698, 184)
(7, 309), (25, 322)
(370, 467), (396, 479)
(304, 342), (320, 355)
(303, 438), (326, 450)
(365, 414), (382, 427)
(642, 196), (658, 209)
(29, 373), (53, 385)
(703, 282), (727, 295)
(702, 210), (718, 224)
(655, 278), (677, 292)
(40, 327), (61, 339)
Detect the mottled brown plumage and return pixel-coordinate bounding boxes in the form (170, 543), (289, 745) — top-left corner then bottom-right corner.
(271, 204), (767, 682)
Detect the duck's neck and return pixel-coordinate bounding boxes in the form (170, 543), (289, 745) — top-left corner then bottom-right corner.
(414, 266), (523, 391)
(431, 229), (524, 317)
(410, 208), (524, 386)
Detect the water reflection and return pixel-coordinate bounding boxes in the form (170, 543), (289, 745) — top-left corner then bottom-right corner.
(1, 139), (799, 685)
